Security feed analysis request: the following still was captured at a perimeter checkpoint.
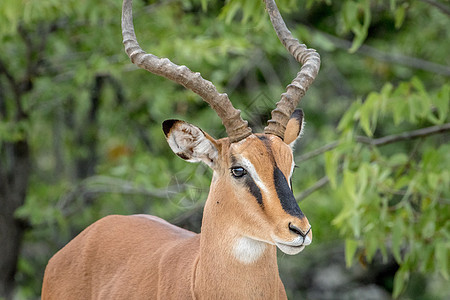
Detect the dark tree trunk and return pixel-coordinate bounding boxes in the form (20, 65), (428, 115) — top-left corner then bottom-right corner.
(0, 214), (25, 299)
(74, 74), (127, 179)
(0, 140), (30, 299)
(0, 23), (51, 299)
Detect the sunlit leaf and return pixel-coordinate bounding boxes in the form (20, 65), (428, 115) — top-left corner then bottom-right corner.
(324, 151), (339, 189)
(394, 4), (406, 29)
(393, 265), (409, 298)
(435, 242), (449, 280)
(345, 238), (359, 268)
(392, 216), (403, 263)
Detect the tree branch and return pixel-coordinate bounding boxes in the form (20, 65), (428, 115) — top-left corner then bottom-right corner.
(295, 123), (450, 201)
(296, 175), (329, 202)
(356, 122), (450, 146)
(420, 0), (450, 16)
(296, 141), (339, 163)
(296, 122), (450, 163)
(18, 23), (54, 94)
(58, 175), (187, 217)
(317, 30), (450, 76)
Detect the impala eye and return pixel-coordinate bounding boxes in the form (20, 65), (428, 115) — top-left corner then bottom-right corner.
(231, 167), (247, 178)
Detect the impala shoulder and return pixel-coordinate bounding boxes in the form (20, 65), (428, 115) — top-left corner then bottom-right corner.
(132, 214), (197, 237)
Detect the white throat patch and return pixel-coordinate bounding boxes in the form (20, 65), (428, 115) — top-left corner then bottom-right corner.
(232, 237), (266, 264)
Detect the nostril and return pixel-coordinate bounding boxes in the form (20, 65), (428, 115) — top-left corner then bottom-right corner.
(289, 222), (305, 237)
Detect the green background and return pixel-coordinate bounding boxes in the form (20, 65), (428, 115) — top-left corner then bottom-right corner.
(0, 0), (449, 299)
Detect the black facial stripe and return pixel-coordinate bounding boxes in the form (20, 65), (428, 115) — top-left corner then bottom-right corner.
(244, 175), (264, 208)
(273, 167), (303, 218)
(229, 154), (263, 208)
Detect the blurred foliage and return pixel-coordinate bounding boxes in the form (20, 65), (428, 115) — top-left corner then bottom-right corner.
(0, 0), (449, 299)
(328, 79), (449, 298)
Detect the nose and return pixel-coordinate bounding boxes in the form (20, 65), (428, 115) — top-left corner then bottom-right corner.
(289, 222), (311, 237)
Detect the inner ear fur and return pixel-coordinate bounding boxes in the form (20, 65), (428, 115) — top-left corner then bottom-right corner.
(284, 109), (304, 147)
(162, 119), (219, 168)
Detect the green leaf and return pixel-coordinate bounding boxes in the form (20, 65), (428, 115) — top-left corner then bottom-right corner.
(337, 99), (361, 132)
(421, 212), (436, 239)
(220, 0), (241, 24)
(348, 0), (371, 53)
(350, 214), (361, 238)
(201, 0), (208, 12)
(393, 265), (409, 298)
(435, 242), (449, 280)
(359, 93), (379, 137)
(394, 4), (406, 29)
(342, 1), (359, 31)
(390, 0), (397, 11)
(433, 83), (450, 123)
(312, 32), (336, 52)
(388, 153), (408, 166)
(306, 0), (315, 9)
(391, 97), (408, 125)
(379, 83), (394, 114)
(392, 216), (404, 263)
(410, 77), (427, 96)
(325, 151), (339, 189)
(345, 238), (359, 268)
(356, 163), (369, 200)
(426, 173), (439, 193)
(242, 0), (262, 24)
(365, 233), (378, 262)
(0, 0), (21, 36)
(343, 170), (357, 204)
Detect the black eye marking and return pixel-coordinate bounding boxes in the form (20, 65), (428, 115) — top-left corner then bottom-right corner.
(230, 166), (247, 178)
(230, 165), (263, 208)
(245, 176), (264, 208)
(274, 167), (303, 218)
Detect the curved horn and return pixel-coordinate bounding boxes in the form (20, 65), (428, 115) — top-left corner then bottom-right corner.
(263, 0), (320, 140)
(121, 0), (252, 143)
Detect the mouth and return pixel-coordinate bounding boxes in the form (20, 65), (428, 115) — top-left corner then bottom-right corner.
(274, 235), (312, 255)
(275, 242), (306, 255)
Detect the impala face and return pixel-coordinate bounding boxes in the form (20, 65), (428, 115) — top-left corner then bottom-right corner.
(225, 134), (312, 255)
(163, 110), (312, 257)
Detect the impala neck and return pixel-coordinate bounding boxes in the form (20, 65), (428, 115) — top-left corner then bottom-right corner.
(193, 173), (282, 298)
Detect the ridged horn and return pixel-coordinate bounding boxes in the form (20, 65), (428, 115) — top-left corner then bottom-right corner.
(263, 0), (320, 140)
(121, 0), (252, 143)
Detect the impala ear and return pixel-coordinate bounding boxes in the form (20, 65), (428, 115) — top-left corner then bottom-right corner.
(162, 120), (219, 168)
(284, 109), (305, 148)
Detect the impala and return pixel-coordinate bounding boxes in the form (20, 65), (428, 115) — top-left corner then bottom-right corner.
(42, 0), (320, 298)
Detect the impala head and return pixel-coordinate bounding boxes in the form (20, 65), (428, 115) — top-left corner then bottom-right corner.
(121, 0), (320, 255)
(162, 110), (311, 254)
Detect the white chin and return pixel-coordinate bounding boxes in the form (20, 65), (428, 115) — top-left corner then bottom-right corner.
(276, 243), (306, 255)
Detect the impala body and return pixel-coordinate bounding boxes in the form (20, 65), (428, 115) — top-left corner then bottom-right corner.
(42, 0), (320, 298)
(43, 118), (310, 299)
